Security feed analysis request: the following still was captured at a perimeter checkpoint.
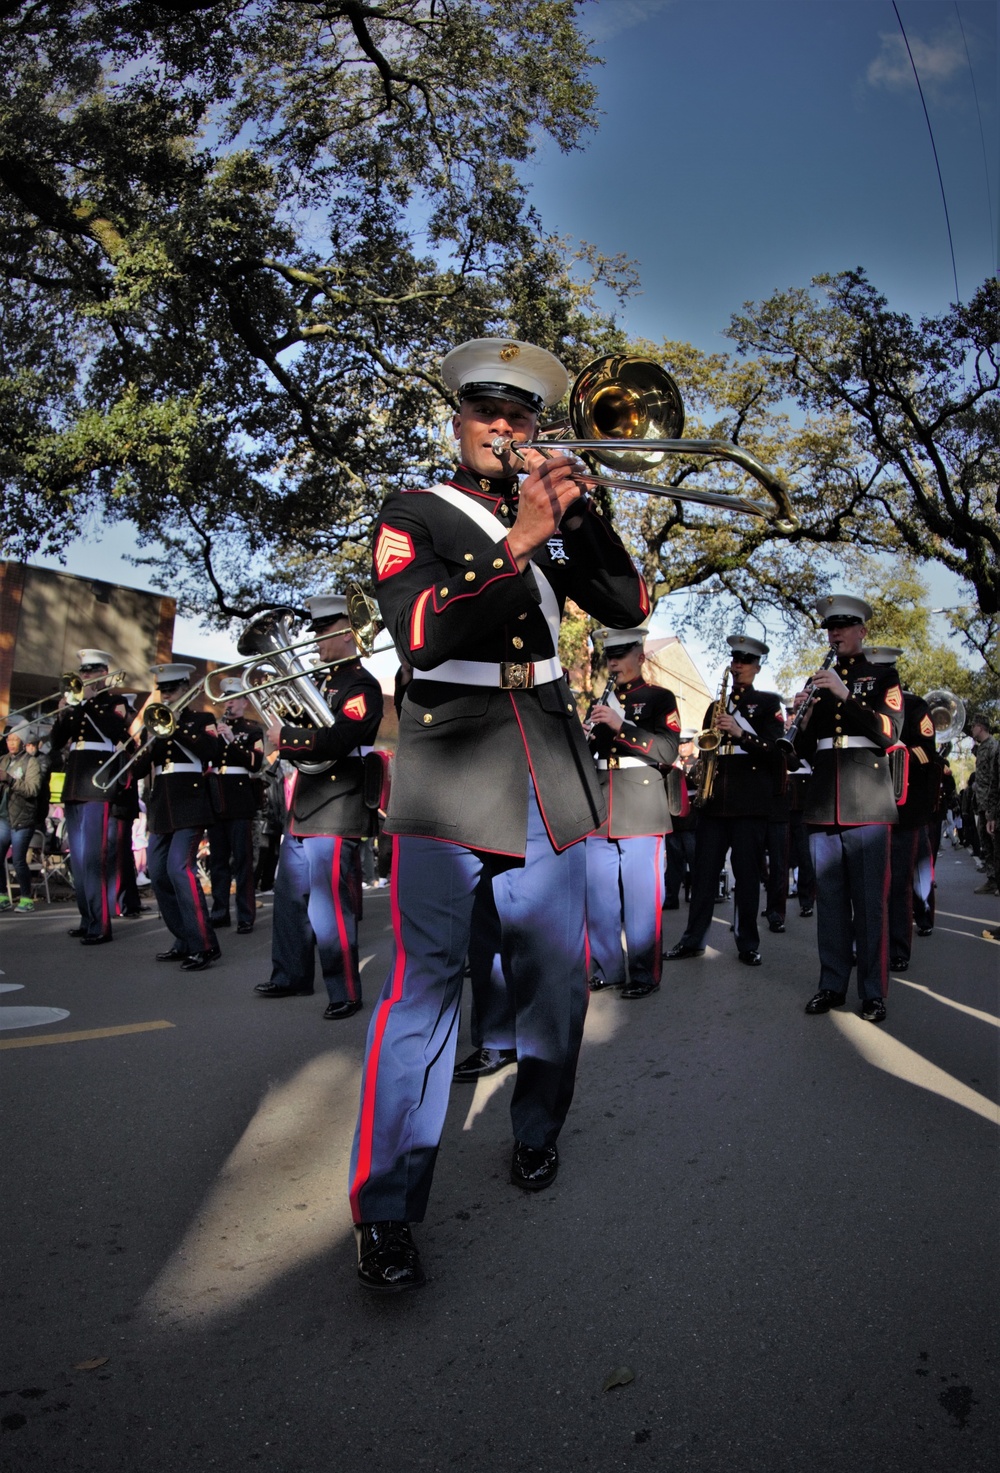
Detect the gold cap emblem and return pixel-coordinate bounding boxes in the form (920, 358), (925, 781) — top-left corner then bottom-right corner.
(499, 344), (520, 362)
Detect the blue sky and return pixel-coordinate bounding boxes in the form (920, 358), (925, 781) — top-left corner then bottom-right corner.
(37, 0), (997, 684)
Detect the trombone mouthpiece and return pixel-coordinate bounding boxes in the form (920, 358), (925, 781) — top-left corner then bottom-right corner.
(491, 435), (523, 460)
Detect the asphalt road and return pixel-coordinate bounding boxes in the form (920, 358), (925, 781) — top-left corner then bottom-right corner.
(1, 846), (997, 1473)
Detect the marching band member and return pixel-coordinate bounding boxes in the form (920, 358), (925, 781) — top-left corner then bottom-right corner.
(207, 679), (264, 934)
(663, 728), (698, 910)
(131, 665), (221, 971)
(666, 635), (784, 967)
(254, 595), (383, 1017)
(49, 649), (130, 944)
(865, 648), (938, 973)
(349, 337), (648, 1291)
(585, 625), (680, 998)
(795, 598), (904, 1022)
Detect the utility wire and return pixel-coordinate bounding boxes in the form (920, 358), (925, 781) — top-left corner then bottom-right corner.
(892, 0), (961, 305)
(954, 1), (997, 278)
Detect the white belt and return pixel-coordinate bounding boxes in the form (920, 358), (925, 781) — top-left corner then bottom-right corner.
(152, 762), (202, 776)
(74, 740), (115, 752)
(596, 756), (652, 770)
(816, 736), (879, 751)
(218, 766), (250, 775)
(421, 656), (562, 689)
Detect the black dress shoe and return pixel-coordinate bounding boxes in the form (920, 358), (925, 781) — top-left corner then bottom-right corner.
(81, 934), (113, 946)
(452, 1046), (517, 1081)
(356, 1221), (426, 1292)
(253, 980), (314, 997)
(68, 926), (88, 938)
(511, 1140), (559, 1191)
(180, 949), (218, 971)
(210, 914), (231, 928)
(916, 926), (933, 937)
(662, 899), (680, 910)
(738, 950), (762, 966)
(323, 999), (363, 1020)
(587, 975), (621, 992)
(156, 947), (188, 961)
(664, 943), (705, 960)
(766, 915), (786, 933)
(620, 979), (660, 998)
(799, 907), (814, 918)
(889, 956), (909, 971)
(236, 922), (254, 934)
(122, 909), (145, 918)
(860, 997), (887, 1023)
(804, 988), (847, 1014)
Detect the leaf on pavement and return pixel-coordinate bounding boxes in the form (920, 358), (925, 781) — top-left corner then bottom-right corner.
(73, 1357), (109, 1371)
(602, 1366), (635, 1391)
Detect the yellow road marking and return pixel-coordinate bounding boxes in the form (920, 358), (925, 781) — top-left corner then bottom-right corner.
(0, 1020), (175, 1050)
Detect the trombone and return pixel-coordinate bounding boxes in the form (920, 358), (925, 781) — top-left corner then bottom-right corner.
(5, 669), (126, 724)
(493, 353), (799, 533)
(91, 679), (213, 792)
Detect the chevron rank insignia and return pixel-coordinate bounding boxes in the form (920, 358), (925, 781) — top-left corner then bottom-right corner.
(886, 685), (903, 711)
(342, 695), (368, 721)
(919, 714), (934, 738)
(375, 525), (415, 580)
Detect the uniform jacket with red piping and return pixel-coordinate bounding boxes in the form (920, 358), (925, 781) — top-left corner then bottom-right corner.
(50, 690), (130, 804)
(796, 653), (903, 826)
(591, 677), (680, 838)
(372, 466), (650, 855)
(277, 661), (383, 837)
(132, 711), (220, 833)
(895, 691), (940, 829)
(210, 717), (265, 823)
(699, 685), (785, 819)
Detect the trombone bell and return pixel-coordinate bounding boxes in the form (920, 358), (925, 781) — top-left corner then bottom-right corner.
(570, 355), (685, 473)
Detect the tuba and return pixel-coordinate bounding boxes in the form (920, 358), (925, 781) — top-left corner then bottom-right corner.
(922, 689), (967, 747)
(235, 609), (341, 775)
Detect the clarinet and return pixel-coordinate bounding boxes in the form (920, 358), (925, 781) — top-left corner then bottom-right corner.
(584, 677), (618, 759)
(776, 648), (838, 756)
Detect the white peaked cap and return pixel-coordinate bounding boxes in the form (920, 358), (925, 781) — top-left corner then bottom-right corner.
(727, 634), (769, 660)
(592, 625), (649, 650)
(864, 646), (903, 665)
(816, 594), (873, 626)
(305, 594), (350, 626)
(76, 649), (114, 669)
(442, 338), (569, 412)
(149, 663), (196, 683)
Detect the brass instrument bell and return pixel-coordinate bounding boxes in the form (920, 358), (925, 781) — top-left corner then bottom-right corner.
(570, 355), (685, 473)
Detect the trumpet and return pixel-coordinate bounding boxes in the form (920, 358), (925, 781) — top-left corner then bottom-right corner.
(493, 353), (798, 532)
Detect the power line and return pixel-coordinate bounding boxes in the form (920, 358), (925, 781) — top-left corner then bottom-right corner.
(892, 0), (961, 305)
(954, 0), (997, 279)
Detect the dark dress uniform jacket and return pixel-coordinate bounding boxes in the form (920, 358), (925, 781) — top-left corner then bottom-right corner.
(132, 712), (219, 833)
(796, 654), (903, 825)
(700, 686), (784, 819)
(211, 719), (264, 822)
(593, 678), (680, 838)
(372, 466), (650, 856)
(277, 661), (384, 837)
(50, 692), (130, 803)
(896, 692), (939, 829)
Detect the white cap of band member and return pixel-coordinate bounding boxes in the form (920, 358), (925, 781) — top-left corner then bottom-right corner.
(305, 594), (350, 629)
(77, 648), (114, 670)
(593, 624), (649, 652)
(864, 646), (903, 665)
(149, 663), (196, 685)
(441, 338), (569, 413)
(680, 728), (698, 742)
(816, 594), (873, 628)
(218, 676), (248, 697)
(119, 692), (138, 708)
(727, 633), (769, 661)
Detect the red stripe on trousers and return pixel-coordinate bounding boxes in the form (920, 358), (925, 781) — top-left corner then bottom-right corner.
(349, 842), (409, 1222)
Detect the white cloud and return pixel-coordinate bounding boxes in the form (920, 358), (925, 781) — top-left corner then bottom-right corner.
(581, 0), (675, 45)
(867, 28), (966, 92)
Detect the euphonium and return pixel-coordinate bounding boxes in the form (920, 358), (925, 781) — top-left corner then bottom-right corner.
(695, 666), (730, 805)
(235, 608), (340, 775)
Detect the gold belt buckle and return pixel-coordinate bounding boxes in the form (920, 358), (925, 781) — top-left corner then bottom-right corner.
(500, 661), (532, 690)
(834, 734), (847, 749)
(607, 755), (620, 770)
